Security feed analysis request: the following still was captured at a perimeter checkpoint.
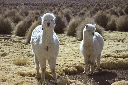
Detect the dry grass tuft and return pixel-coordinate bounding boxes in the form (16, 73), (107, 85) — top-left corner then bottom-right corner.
(67, 17), (80, 36)
(57, 76), (70, 85)
(62, 8), (72, 23)
(101, 58), (128, 69)
(12, 12), (22, 24)
(63, 67), (78, 75)
(111, 80), (128, 85)
(15, 17), (33, 36)
(124, 5), (128, 14)
(0, 52), (7, 57)
(54, 15), (66, 34)
(25, 20), (41, 43)
(95, 25), (104, 36)
(106, 15), (117, 31)
(116, 15), (128, 32)
(0, 15), (13, 34)
(17, 70), (36, 77)
(94, 11), (110, 28)
(75, 65), (84, 73)
(13, 57), (30, 66)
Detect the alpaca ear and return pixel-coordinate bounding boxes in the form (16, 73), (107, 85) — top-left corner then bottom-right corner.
(40, 16), (43, 19)
(94, 24), (96, 27)
(86, 25), (88, 28)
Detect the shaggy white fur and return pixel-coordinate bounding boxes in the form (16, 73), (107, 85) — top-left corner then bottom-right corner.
(31, 13), (59, 83)
(80, 24), (104, 74)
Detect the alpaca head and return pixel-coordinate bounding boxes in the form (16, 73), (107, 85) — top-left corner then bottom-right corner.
(84, 24), (96, 37)
(41, 13), (56, 29)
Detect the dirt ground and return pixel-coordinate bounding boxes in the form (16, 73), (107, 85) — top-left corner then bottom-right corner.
(0, 31), (128, 85)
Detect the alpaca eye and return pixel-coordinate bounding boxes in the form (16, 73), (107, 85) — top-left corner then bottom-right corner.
(51, 20), (53, 21)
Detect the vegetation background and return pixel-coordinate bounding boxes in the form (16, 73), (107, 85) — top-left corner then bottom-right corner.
(0, 0), (128, 85)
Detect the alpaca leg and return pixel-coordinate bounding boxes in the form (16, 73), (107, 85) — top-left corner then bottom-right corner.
(34, 55), (39, 77)
(39, 57), (46, 83)
(83, 64), (89, 74)
(90, 56), (95, 74)
(83, 56), (88, 74)
(90, 64), (94, 74)
(97, 54), (101, 70)
(48, 58), (57, 83)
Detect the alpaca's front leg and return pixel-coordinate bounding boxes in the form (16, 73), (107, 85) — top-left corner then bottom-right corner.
(90, 64), (94, 74)
(83, 56), (89, 74)
(39, 58), (46, 84)
(83, 64), (88, 74)
(41, 68), (46, 80)
(34, 55), (39, 78)
(48, 58), (57, 84)
(51, 69), (57, 83)
(90, 56), (95, 74)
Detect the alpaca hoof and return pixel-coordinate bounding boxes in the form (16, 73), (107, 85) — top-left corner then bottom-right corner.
(83, 71), (86, 74)
(96, 67), (101, 72)
(35, 73), (40, 79)
(40, 79), (45, 85)
(89, 71), (94, 75)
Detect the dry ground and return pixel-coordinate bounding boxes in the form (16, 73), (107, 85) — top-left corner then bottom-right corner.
(0, 31), (128, 85)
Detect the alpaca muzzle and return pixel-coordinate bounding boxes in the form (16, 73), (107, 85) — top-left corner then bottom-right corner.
(47, 22), (50, 27)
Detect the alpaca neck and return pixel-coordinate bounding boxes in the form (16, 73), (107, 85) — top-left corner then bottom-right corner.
(83, 36), (93, 46)
(42, 27), (54, 43)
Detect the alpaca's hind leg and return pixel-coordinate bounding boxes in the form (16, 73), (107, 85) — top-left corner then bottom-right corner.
(48, 58), (57, 83)
(34, 55), (39, 77)
(97, 54), (101, 70)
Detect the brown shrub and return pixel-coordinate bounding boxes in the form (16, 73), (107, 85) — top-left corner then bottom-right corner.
(79, 8), (87, 16)
(116, 15), (128, 32)
(107, 7), (118, 16)
(62, 8), (72, 23)
(26, 20), (41, 43)
(106, 15), (117, 31)
(89, 7), (100, 17)
(95, 25), (104, 36)
(117, 7), (124, 16)
(94, 11), (110, 28)
(63, 67), (77, 75)
(13, 57), (30, 66)
(15, 17), (33, 36)
(12, 13), (22, 24)
(67, 17), (80, 36)
(5, 9), (16, 18)
(54, 15), (66, 34)
(0, 15), (13, 34)
(124, 5), (128, 14)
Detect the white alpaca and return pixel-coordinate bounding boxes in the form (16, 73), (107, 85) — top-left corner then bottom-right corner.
(80, 24), (104, 74)
(31, 13), (59, 83)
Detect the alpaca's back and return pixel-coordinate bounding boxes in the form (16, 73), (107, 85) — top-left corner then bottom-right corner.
(94, 32), (104, 53)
